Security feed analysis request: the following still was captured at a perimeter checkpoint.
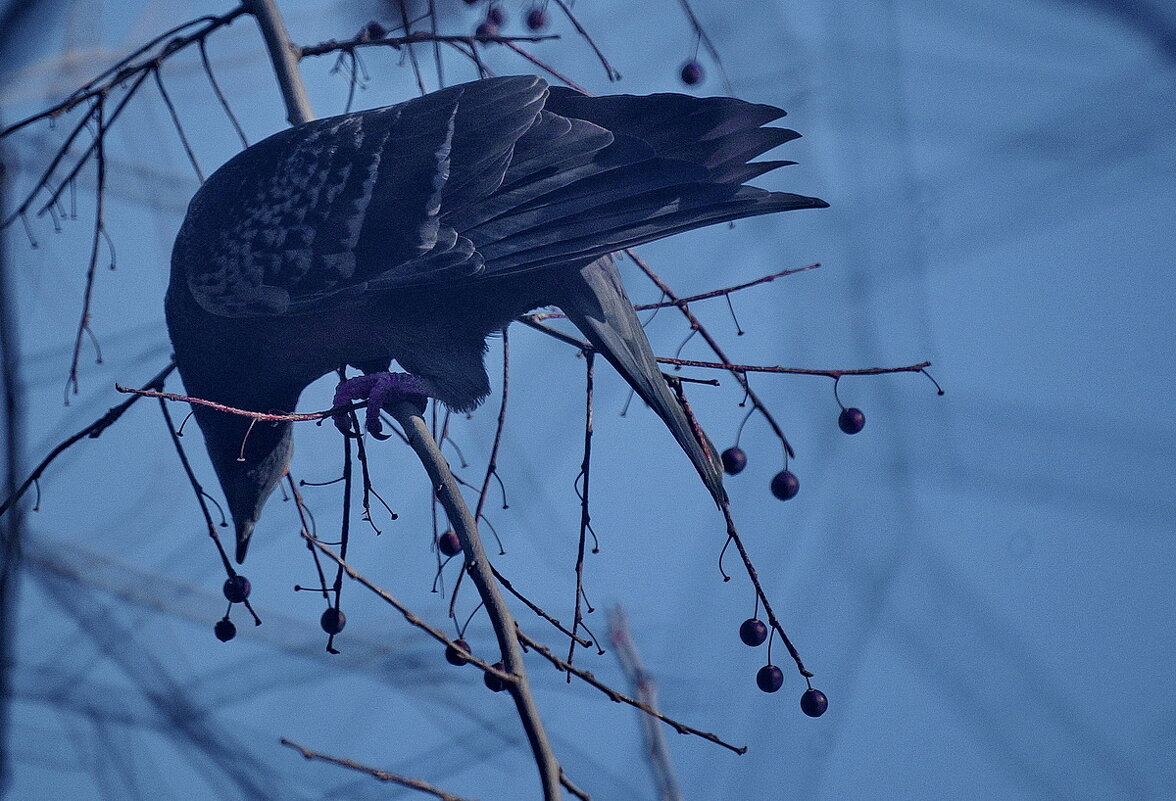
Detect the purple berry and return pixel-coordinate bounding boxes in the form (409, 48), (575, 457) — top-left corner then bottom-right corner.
(475, 20), (498, 37)
(838, 407), (866, 435)
(801, 687), (829, 717)
(770, 470), (799, 501)
(214, 618), (236, 642)
(445, 639), (471, 666)
(525, 7), (548, 30)
(680, 61), (703, 85)
(721, 446), (747, 475)
(223, 575), (251, 603)
(320, 608), (347, 634)
(438, 530), (462, 557)
(756, 664), (784, 693)
(486, 4), (505, 25)
(484, 661), (508, 692)
(739, 618), (768, 647)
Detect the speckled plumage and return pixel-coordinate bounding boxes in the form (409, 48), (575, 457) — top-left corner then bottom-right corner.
(166, 75), (826, 561)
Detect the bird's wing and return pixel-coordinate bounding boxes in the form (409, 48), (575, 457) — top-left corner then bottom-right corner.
(174, 76), (549, 318)
(174, 76), (826, 317)
(453, 88), (827, 277)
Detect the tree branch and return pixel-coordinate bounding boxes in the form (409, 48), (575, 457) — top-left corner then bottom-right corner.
(242, 0), (313, 125)
(387, 400), (564, 801)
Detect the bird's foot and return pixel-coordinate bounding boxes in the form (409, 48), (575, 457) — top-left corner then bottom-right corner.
(333, 372), (429, 440)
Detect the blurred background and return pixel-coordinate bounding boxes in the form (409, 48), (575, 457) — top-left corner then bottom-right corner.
(1, 1), (1173, 799)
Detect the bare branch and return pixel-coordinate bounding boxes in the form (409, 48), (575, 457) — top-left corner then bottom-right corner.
(243, 0), (313, 125)
(1, 363), (175, 518)
(281, 739), (473, 801)
(517, 628), (747, 755)
(387, 400), (564, 801)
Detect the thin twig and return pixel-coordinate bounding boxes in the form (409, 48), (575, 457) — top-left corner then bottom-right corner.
(516, 628), (747, 755)
(527, 264), (821, 321)
(719, 501), (812, 678)
(281, 739), (473, 801)
(627, 248), (797, 458)
(198, 39), (249, 148)
(65, 100), (106, 403)
(548, 0), (621, 80)
(656, 357), (933, 378)
(567, 352), (594, 675)
(0, 363), (175, 517)
(299, 30), (557, 59)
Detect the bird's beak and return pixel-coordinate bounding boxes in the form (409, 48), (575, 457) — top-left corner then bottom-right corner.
(235, 518), (256, 564)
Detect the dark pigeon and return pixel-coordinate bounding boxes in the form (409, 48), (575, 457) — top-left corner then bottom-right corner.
(166, 76), (826, 562)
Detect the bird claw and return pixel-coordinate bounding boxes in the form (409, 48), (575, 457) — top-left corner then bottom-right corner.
(333, 372), (429, 438)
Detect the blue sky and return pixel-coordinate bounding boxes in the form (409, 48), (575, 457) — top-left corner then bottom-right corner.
(2, 1), (1173, 799)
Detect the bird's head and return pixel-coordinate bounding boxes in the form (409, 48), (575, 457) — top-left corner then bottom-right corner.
(191, 404), (295, 564)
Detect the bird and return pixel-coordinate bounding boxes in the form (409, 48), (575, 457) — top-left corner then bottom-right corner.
(165, 75), (827, 563)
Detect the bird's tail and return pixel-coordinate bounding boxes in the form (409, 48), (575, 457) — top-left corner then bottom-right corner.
(556, 256), (727, 507)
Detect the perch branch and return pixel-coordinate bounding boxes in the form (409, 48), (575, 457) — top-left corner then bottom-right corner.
(388, 400), (563, 801)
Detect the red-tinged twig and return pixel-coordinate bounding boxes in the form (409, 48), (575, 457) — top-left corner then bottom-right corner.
(280, 739), (473, 801)
(655, 357), (933, 379)
(0, 363), (175, 518)
(516, 628), (748, 755)
(114, 384), (362, 423)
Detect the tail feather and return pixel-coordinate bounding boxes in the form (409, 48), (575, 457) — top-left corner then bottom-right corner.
(555, 256), (727, 507)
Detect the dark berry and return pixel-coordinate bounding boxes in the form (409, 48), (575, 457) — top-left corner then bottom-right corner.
(361, 21), (387, 41)
(486, 4), (505, 25)
(438, 530), (462, 557)
(680, 61), (703, 85)
(320, 608), (347, 635)
(484, 661), (508, 692)
(770, 470), (799, 501)
(756, 664), (784, 693)
(462, 0), (478, 4)
(445, 638), (471, 666)
(739, 618), (768, 647)
(525, 7), (548, 30)
(475, 20), (498, 37)
(223, 575), (251, 603)
(214, 618), (236, 642)
(801, 688), (829, 717)
(721, 446), (748, 475)
(838, 407), (866, 435)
